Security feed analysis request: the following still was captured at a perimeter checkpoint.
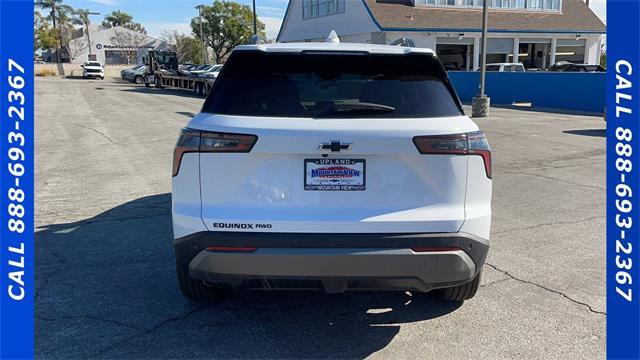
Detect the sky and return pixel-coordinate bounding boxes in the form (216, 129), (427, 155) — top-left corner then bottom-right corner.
(60, 0), (606, 40)
(62, 0), (289, 39)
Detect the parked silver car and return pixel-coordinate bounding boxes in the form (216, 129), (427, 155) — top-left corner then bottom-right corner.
(120, 65), (147, 84)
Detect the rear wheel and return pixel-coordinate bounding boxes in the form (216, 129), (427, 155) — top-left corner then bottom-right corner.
(176, 262), (220, 301)
(134, 75), (143, 84)
(438, 272), (481, 302)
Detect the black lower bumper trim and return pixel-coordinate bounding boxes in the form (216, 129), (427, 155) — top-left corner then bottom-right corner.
(174, 231), (489, 274)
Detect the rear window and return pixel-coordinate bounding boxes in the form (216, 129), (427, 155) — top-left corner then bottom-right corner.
(203, 51), (462, 118)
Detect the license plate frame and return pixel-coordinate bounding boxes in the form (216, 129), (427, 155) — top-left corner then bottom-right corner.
(304, 158), (366, 191)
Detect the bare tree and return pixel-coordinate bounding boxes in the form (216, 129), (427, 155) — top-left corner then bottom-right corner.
(66, 30), (87, 63)
(110, 29), (146, 64)
(160, 30), (203, 64)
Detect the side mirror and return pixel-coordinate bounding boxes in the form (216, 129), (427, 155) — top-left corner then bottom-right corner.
(81, 64), (84, 68)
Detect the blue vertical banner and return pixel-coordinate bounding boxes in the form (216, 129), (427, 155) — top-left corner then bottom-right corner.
(607, 0), (640, 359)
(0, 0), (35, 359)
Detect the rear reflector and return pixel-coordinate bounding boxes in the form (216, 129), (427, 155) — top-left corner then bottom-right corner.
(206, 246), (258, 252)
(413, 131), (491, 178)
(411, 247), (460, 253)
(173, 128), (258, 176)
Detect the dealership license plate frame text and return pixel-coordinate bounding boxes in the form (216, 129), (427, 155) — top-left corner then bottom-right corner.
(304, 158), (366, 191)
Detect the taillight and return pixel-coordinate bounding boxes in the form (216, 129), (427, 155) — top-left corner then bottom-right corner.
(467, 131), (492, 179)
(413, 131), (491, 178)
(173, 129), (200, 177)
(199, 131), (257, 153)
(172, 128), (258, 177)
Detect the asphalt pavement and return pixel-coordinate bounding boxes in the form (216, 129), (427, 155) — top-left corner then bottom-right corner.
(35, 77), (606, 359)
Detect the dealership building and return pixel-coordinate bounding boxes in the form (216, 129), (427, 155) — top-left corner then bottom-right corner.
(277, 0), (605, 70)
(61, 25), (172, 65)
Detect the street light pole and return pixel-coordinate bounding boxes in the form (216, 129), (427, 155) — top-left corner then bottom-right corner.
(195, 5), (207, 64)
(252, 0), (257, 35)
(472, 0), (490, 118)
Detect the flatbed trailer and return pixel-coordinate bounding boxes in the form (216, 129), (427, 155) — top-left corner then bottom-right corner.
(148, 73), (215, 97)
(143, 50), (214, 97)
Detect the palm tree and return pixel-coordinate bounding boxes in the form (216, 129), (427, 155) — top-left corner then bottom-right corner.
(102, 10), (146, 34)
(74, 9), (95, 56)
(102, 10), (133, 28)
(35, 0), (71, 73)
(46, 4), (74, 61)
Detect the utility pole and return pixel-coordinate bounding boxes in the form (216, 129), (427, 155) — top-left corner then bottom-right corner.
(252, 0), (257, 35)
(472, 0), (490, 118)
(84, 11), (100, 58)
(195, 4), (207, 64)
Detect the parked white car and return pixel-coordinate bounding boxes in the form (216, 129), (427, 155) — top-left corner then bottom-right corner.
(172, 39), (492, 302)
(483, 63), (526, 72)
(81, 61), (104, 79)
(190, 64), (223, 78)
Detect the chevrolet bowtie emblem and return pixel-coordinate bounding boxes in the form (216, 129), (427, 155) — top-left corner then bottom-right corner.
(320, 140), (352, 152)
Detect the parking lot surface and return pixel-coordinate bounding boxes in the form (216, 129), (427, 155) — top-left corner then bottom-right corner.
(35, 77), (605, 359)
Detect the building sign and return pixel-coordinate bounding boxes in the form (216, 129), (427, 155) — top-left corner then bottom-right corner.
(95, 43), (152, 50)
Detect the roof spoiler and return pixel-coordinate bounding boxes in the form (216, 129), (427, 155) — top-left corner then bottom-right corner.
(389, 37), (416, 48)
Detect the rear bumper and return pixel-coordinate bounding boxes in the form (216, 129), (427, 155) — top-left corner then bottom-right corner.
(174, 231), (489, 293)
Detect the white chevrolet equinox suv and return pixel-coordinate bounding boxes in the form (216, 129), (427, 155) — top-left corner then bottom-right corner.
(172, 40), (492, 302)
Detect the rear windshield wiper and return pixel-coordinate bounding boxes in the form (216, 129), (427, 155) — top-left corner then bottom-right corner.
(315, 102), (396, 117)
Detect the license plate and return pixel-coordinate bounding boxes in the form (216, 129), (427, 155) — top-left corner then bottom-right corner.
(304, 159), (365, 191)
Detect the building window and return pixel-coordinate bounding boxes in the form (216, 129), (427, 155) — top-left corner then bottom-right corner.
(302, 0), (346, 19)
(416, 0), (561, 11)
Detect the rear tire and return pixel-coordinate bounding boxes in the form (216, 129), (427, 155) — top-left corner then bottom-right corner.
(438, 272), (481, 302)
(176, 262), (220, 301)
(134, 75), (143, 84)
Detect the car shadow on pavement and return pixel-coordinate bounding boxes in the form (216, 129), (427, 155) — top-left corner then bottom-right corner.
(121, 86), (203, 99)
(563, 129), (606, 138)
(64, 75), (106, 80)
(35, 194), (462, 359)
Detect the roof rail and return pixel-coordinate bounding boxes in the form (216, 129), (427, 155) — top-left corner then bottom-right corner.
(248, 35), (266, 45)
(325, 30), (340, 44)
(389, 37), (416, 48)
